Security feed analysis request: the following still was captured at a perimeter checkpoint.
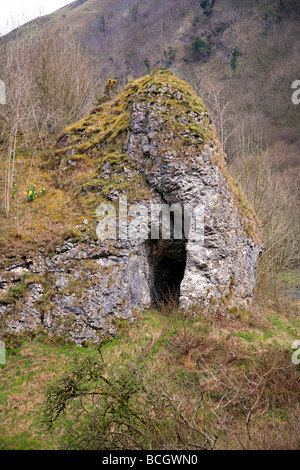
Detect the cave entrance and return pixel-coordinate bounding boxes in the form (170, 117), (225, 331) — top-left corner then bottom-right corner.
(149, 238), (187, 304)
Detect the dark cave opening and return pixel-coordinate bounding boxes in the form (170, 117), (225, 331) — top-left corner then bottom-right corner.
(148, 239), (187, 304)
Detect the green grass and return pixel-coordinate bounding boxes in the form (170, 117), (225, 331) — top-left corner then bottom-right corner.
(0, 341), (87, 449)
(280, 270), (300, 289)
(0, 299), (299, 450)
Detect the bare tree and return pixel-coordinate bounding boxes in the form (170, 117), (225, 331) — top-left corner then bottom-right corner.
(0, 25), (101, 220)
(197, 76), (237, 163)
(128, 2), (140, 23)
(96, 15), (109, 36)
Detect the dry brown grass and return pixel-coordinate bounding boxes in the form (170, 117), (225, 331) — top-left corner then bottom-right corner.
(163, 318), (300, 449)
(0, 158), (82, 263)
(1, 295), (299, 450)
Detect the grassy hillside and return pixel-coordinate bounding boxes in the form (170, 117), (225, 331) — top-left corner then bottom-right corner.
(0, 299), (299, 450)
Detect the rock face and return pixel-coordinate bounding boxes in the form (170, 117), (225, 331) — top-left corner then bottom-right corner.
(0, 72), (262, 344)
(126, 97), (262, 312)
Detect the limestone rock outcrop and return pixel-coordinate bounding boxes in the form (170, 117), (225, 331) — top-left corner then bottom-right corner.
(0, 71), (262, 344)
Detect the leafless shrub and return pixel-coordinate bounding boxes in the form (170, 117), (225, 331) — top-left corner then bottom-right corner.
(197, 77), (236, 159)
(128, 2), (140, 24)
(0, 26), (101, 216)
(43, 338), (300, 450)
(229, 151), (299, 298)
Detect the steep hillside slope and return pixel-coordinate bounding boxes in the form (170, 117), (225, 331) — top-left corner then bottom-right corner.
(3, 0), (300, 189)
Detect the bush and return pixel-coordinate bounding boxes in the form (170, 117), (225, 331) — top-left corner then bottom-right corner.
(43, 324), (300, 450)
(231, 47), (240, 72)
(43, 349), (219, 450)
(144, 57), (151, 72)
(200, 0), (215, 18)
(164, 46), (177, 61)
(192, 36), (211, 58)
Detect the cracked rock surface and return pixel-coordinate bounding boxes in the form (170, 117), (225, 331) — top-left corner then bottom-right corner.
(0, 73), (262, 344)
